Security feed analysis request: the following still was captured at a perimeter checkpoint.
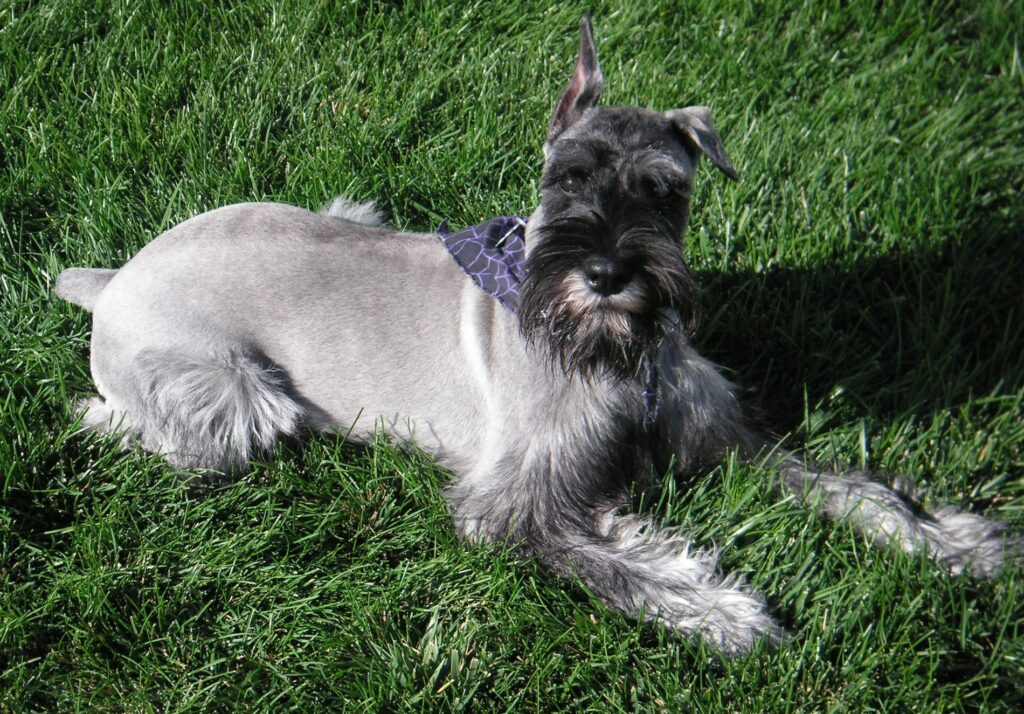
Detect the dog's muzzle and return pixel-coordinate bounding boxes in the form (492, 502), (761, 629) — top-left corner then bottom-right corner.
(563, 269), (649, 320)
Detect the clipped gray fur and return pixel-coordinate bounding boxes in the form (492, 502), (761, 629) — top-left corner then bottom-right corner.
(54, 16), (1018, 655)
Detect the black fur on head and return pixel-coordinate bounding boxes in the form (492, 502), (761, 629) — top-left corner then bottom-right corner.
(519, 18), (737, 380)
(518, 112), (703, 379)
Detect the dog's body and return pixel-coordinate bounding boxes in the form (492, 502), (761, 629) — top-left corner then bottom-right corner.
(72, 203), (486, 467)
(56, 19), (1016, 655)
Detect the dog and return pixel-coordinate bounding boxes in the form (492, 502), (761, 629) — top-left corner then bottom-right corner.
(55, 17), (1017, 655)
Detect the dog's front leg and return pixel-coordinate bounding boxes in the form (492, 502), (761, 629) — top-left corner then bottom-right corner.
(535, 506), (782, 656)
(775, 457), (1018, 578)
(446, 459), (780, 656)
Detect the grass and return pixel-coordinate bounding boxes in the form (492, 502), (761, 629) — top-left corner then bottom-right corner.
(2, 0), (1023, 710)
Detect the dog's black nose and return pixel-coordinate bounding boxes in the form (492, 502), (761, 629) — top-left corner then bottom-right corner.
(583, 256), (629, 296)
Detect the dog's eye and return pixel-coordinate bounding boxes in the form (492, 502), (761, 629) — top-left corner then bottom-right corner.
(559, 175), (584, 195)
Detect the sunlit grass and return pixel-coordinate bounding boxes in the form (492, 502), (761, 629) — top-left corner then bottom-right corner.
(2, 0), (1022, 710)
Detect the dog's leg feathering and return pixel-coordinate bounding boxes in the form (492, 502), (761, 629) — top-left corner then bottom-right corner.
(448, 478), (779, 656)
(82, 349), (304, 472)
(777, 456), (1020, 578)
(132, 350), (304, 471)
(537, 509), (781, 656)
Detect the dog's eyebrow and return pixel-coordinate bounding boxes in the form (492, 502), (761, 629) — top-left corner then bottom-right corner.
(551, 138), (619, 168)
(623, 149), (689, 187)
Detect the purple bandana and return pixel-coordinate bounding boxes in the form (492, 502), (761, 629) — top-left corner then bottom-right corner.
(437, 215), (660, 429)
(437, 216), (527, 312)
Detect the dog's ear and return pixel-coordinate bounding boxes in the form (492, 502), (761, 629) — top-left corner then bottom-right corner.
(666, 106), (739, 181)
(548, 16), (604, 143)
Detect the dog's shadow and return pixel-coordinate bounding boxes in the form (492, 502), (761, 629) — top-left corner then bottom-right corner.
(693, 221), (1023, 437)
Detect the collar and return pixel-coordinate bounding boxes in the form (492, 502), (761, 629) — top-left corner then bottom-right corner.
(641, 353), (660, 429)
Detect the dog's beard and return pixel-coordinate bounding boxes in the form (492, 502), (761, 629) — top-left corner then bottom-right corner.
(518, 217), (701, 379)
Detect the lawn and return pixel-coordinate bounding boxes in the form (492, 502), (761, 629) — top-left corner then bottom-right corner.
(2, 0), (1022, 710)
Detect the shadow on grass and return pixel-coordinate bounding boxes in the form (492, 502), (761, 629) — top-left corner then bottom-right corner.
(695, 221), (1023, 434)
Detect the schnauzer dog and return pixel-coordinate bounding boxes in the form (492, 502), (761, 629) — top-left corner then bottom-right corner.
(56, 18), (1016, 655)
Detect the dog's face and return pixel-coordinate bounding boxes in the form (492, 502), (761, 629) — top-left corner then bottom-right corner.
(519, 18), (738, 379)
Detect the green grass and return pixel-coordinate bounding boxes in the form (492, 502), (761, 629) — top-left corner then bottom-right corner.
(2, 0), (1023, 710)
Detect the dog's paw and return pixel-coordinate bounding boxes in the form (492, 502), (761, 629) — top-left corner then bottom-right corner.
(453, 516), (489, 545)
(656, 586), (782, 657)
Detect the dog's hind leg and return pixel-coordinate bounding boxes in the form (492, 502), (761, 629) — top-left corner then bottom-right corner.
(777, 457), (1019, 578)
(75, 395), (135, 447)
(82, 349), (303, 472)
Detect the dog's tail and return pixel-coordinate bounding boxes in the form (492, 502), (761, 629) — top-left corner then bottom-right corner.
(320, 196), (386, 226)
(54, 268), (118, 311)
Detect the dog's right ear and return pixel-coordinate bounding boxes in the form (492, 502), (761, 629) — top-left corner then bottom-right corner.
(547, 16), (604, 143)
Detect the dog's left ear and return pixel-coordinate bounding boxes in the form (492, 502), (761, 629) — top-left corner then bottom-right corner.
(548, 16), (604, 143)
(666, 106), (739, 181)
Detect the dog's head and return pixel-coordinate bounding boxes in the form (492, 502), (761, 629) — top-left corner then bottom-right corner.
(519, 17), (738, 379)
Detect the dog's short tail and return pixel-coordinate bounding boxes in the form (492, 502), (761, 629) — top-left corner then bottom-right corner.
(54, 268), (118, 311)
(320, 196), (386, 226)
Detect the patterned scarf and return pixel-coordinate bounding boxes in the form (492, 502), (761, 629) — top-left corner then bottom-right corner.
(437, 216), (527, 312)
